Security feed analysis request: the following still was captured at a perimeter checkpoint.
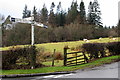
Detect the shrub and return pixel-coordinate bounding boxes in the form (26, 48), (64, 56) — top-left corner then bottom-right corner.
(106, 42), (120, 55)
(82, 43), (106, 59)
(54, 52), (63, 60)
(2, 46), (38, 70)
(37, 51), (52, 62)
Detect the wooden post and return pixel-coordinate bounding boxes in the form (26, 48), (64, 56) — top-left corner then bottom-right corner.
(52, 49), (56, 66)
(76, 53), (77, 65)
(64, 48), (67, 66)
(83, 52), (88, 63)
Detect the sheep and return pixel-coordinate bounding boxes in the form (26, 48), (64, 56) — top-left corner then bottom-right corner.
(83, 39), (87, 41)
(83, 39), (90, 42)
(99, 37), (102, 40)
(112, 38), (117, 40)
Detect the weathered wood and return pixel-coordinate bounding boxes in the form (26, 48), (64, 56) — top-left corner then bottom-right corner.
(64, 48), (68, 66)
(67, 55), (83, 60)
(83, 52), (89, 63)
(67, 56), (76, 59)
(76, 55), (84, 57)
(76, 53), (77, 65)
(52, 49), (56, 66)
(67, 51), (83, 54)
(77, 61), (85, 64)
(76, 58), (85, 61)
(67, 59), (77, 63)
(64, 47), (88, 66)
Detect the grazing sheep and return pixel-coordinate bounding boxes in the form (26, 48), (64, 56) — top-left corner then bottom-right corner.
(112, 38), (117, 40)
(83, 39), (90, 42)
(99, 37), (102, 40)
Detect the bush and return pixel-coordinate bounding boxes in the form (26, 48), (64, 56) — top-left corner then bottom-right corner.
(54, 52), (63, 60)
(82, 43), (106, 59)
(2, 46), (38, 70)
(106, 42), (120, 55)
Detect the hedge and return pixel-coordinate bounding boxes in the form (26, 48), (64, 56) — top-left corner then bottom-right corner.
(1, 46), (38, 70)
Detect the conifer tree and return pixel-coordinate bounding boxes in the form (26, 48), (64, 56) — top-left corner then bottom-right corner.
(39, 4), (48, 24)
(32, 6), (38, 22)
(79, 0), (86, 24)
(56, 2), (66, 26)
(22, 5), (31, 18)
(66, 1), (78, 24)
(87, 0), (102, 26)
(48, 2), (56, 27)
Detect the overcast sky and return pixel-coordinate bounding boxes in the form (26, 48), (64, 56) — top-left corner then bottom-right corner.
(0, 0), (120, 26)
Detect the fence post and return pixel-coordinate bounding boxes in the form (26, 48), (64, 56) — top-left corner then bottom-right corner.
(76, 53), (77, 65)
(52, 49), (56, 66)
(83, 52), (88, 63)
(64, 47), (68, 66)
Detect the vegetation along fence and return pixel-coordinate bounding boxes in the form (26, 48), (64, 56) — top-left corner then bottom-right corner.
(64, 47), (88, 66)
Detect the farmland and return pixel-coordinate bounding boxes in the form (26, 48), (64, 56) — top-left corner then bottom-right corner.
(1, 37), (119, 53)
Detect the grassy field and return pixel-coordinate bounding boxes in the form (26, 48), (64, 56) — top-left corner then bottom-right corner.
(1, 37), (120, 53)
(1, 37), (120, 75)
(1, 37), (119, 67)
(1, 55), (120, 75)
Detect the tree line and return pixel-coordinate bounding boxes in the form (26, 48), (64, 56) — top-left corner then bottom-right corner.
(22, 0), (102, 27)
(1, 0), (119, 47)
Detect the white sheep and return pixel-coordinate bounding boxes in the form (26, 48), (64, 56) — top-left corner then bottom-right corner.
(112, 38), (117, 40)
(83, 39), (90, 42)
(99, 37), (102, 40)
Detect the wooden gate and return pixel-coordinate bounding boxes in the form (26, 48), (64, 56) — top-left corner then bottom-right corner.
(64, 47), (88, 66)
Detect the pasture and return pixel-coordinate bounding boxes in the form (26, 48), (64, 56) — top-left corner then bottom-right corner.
(1, 37), (119, 53)
(1, 37), (119, 67)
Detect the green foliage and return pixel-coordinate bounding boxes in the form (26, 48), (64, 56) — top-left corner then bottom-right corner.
(106, 42), (120, 55)
(2, 23), (31, 46)
(79, 1), (86, 24)
(48, 2), (56, 27)
(2, 46), (38, 70)
(22, 5), (31, 18)
(87, 0), (102, 26)
(66, 1), (78, 24)
(82, 43), (105, 59)
(39, 4), (48, 24)
(32, 6), (38, 22)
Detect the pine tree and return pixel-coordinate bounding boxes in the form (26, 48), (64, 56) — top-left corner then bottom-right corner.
(22, 5), (31, 18)
(87, 1), (94, 25)
(56, 2), (66, 26)
(79, 0), (86, 24)
(48, 2), (56, 27)
(39, 4), (48, 24)
(66, 1), (78, 24)
(32, 6), (38, 22)
(92, 0), (102, 26)
(87, 0), (102, 26)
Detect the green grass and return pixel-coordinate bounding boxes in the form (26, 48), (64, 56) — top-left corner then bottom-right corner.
(1, 55), (120, 75)
(42, 60), (63, 66)
(1, 37), (119, 53)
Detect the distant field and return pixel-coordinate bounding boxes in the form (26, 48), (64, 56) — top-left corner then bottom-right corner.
(1, 37), (119, 53)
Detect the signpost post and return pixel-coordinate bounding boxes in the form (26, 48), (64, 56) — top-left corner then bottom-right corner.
(10, 16), (48, 45)
(10, 16), (48, 69)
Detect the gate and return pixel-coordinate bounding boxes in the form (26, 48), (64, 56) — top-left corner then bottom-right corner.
(64, 47), (88, 66)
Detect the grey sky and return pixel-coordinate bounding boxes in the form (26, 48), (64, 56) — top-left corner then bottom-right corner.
(0, 0), (119, 26)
